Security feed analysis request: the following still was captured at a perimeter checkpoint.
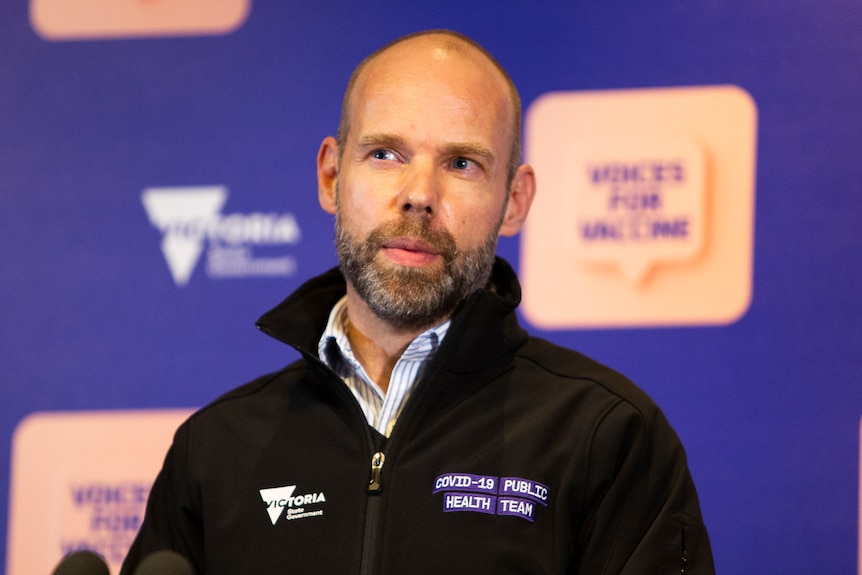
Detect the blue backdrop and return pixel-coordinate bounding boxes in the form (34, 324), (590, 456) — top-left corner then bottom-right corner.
(2, 1), (861, 573)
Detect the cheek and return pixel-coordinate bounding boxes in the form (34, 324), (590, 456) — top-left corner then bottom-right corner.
(337, 181), (379, 218)
(442, 198), (506, 246)
(337, 206), (372, 241)
(340, 173), (400, 214)
(336, 190), (397, 243)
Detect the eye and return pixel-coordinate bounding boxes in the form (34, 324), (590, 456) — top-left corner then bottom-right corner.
(371, 149), (396, 161)
(452, 157), (473, 170)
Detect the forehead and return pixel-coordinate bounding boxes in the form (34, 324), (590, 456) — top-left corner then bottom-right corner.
(348, 37), (514, 146)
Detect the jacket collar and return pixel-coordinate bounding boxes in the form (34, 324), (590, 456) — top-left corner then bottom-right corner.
(255, 257), (528, 372)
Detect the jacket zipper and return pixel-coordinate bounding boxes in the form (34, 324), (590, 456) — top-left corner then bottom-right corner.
(360, 451), (386, 575)
(368, 452), (385, 493)
(358, 359), (445, 574)
(315, 364), (385, 574)
(300, 353), (388, 574)
(266, 345), (415, 574)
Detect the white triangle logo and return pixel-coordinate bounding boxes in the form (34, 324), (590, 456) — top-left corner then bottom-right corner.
(141, 186), (228, 287)
(259, 485), (296, 525)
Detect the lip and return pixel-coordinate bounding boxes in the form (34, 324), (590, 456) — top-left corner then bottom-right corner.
(380, 237), (443, 267)
(382, 237), (441, 255)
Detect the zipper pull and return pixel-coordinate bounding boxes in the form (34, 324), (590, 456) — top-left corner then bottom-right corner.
(368, 451), (385, 493)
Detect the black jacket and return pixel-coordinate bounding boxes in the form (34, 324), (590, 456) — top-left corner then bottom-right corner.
(122, 258), (714, 574)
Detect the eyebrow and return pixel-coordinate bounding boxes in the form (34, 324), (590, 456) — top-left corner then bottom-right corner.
(442, 142), (496, 168)
(356, 133), (496, 168)
(356, 133), (407, 150)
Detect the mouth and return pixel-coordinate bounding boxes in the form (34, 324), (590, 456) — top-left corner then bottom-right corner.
(381, 237), (444, 267)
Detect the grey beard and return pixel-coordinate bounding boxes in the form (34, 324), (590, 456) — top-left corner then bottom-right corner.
(335, 215), (498, 331)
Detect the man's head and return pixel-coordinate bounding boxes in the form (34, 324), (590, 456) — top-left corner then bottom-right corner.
(337, 30), (523, 186)
(317, 30), (535, 331)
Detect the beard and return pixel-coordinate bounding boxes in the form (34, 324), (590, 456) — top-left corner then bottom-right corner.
(335, 212), (500, 331)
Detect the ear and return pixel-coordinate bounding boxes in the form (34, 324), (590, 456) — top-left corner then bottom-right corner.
(317, 136), (339, 215)
(498, 163), (536, 237)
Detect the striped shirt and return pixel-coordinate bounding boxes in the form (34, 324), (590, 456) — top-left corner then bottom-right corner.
(318, 296), (450, 437)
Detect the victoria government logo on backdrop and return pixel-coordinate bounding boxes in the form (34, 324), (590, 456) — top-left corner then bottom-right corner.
(142, 186), (301, 287)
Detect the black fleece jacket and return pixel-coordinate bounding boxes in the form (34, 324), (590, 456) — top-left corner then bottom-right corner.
(122, 258), (714, 574)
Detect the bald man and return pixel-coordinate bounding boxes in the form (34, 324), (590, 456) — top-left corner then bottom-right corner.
(123, 30), (714, 574)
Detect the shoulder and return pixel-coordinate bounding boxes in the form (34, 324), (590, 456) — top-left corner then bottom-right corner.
(513, 337), (691, 479)
(174, 359), (310, 441)
(209, 360), (308, 406)
(513, 336), (661, 422)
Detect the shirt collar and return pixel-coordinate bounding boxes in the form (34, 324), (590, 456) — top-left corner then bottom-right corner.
(318, 296), (451, 383)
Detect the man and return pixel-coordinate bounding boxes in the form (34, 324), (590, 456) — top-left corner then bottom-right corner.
(123, 30), (714, 574)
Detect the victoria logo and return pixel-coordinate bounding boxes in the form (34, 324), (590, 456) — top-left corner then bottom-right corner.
(141, 186), (301, 287)
(259, 485), (326, 525)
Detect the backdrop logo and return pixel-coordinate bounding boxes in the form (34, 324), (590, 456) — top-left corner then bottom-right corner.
(522, 85), (757, 329)
(31, 0), (250, 41)
(6, 410), (193, 575)
(569, 136), (705, 284)
(141, 186), (301, 287)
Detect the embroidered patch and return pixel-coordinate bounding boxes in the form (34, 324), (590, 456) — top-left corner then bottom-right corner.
(259, 485), (326, 525)
(433, 473), (549, 522)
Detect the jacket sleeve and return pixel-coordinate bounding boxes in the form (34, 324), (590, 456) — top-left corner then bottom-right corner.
(572, 400), (715, 575)
(120, 422), (203, 575)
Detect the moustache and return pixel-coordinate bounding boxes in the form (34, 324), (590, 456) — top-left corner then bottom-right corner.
(366, 218), (458, 262)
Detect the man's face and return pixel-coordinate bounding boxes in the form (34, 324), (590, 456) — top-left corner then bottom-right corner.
(326, 39), (518, 330)
(334, 190), (500, 330)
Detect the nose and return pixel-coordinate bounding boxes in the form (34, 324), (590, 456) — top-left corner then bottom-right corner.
(398, 158), (439, 217)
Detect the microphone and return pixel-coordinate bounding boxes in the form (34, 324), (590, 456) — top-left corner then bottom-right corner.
(132, 550), (194, 575)
(51, 550), (110, 575)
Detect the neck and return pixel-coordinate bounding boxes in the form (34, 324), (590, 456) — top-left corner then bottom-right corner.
(343, 286), (447, 393)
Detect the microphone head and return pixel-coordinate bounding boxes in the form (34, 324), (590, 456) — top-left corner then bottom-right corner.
(133, 550), (194, 575)
(52, 550), (110, 575)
